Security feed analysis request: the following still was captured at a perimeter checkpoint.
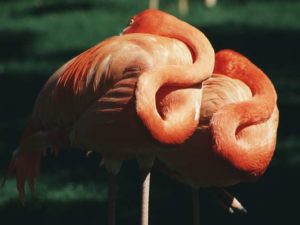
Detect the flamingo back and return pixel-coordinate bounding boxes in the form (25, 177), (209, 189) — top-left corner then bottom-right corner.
(33, 33), (193, 129)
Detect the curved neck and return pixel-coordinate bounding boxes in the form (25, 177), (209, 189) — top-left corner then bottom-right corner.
(124, 10), (215, 75)
(124, 10), (214, 144)
(211, 50), (278, 178)
(136, 70), (203, 144)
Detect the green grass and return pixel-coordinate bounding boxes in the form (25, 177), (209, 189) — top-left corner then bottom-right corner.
(0, 176), (107, 207)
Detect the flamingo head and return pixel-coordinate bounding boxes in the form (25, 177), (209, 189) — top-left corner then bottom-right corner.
(122, 9), (174, 35)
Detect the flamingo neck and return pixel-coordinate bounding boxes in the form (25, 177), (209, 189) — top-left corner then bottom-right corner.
(124, 10), (214, 144)
(211, 50), (278, 178)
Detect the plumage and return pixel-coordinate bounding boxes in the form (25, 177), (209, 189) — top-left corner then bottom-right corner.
(34, 33), (193, 130)
(7, 10), (215, 199)
(5, 9), (278, 225)
(8, 32), (196, 200)
(157, 50), (279, 188)
(123, 9), (215, 144)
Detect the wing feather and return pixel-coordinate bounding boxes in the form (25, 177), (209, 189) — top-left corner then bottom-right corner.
(32, 34), (192, 129)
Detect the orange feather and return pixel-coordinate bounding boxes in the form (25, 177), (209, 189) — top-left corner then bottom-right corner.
(5, 10), (278, 209)
(157, 50), (278, 187)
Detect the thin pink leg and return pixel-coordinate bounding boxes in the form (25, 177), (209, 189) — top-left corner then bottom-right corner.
(140, 170), (151, 225)
(137, 155), (154, 225)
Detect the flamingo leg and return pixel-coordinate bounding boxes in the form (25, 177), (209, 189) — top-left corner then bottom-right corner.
(192, 188), (200, 225)
(140, 170), (151, 225)
(137, 155), (155, 225)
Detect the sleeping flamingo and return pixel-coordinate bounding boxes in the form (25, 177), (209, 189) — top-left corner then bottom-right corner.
(6, 9), (215, 225)
(157, 49), (278, 224)
(5, 9), (278, 225)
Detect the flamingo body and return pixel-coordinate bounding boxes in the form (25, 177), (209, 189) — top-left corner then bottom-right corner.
(10, 31), (198, 198)
(6, 10), (278, 223)
(35, 34), (192, 131)
(9, 10), (215, 199)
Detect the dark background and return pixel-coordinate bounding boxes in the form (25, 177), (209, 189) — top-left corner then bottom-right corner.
(0, 0), (299, 225)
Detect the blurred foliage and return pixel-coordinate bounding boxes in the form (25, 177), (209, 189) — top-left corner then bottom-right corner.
(0, 0), (299, 225)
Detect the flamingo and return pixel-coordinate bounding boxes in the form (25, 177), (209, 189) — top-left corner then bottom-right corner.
(157, 49), (278, 224)
(5, 9), (278, 225)
(5, 9), (215, 225)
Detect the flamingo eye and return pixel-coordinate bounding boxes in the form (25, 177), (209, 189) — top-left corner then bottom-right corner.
(128, 18), (134, 26)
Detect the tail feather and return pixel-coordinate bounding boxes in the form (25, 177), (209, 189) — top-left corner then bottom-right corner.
(27, 152), (42, 192)
(4, 119), (68, 202)
(7, 151), (42, 202)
